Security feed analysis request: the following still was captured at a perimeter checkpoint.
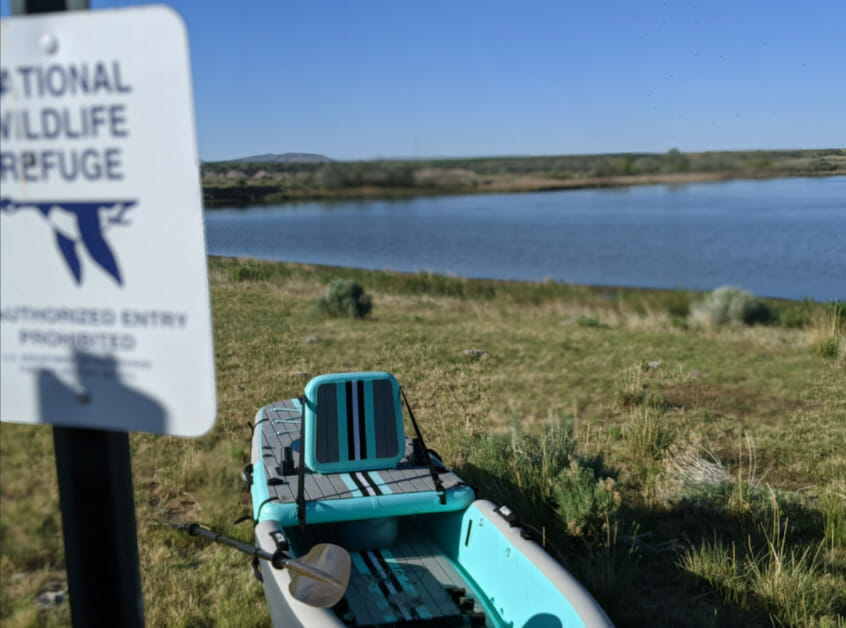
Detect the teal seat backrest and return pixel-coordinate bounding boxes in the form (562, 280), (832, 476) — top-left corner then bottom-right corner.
(303, 372), (405, 473)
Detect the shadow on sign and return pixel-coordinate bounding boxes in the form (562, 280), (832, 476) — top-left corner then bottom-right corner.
(37, 350), (165, 434)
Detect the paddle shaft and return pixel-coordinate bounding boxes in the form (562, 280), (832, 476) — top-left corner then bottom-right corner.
(185, 523), (342, 585)
(186, 523), (281, 567)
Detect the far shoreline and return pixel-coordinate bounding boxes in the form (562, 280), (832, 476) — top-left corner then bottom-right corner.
(202, 147), (846, 207)
(203, 170), (845, 207)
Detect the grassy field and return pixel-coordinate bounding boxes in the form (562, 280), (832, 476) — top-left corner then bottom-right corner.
(201, 148), (846, 205)
(1, 258), (844, 627)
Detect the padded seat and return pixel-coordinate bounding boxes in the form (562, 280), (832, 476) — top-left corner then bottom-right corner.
(252, 372), (475, 526)
(304, 372), (405, 474)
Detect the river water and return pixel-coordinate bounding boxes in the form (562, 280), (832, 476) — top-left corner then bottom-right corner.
(204, 176), (845, 301)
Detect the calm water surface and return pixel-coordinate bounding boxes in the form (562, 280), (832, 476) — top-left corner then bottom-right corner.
(205, 176), (845, 301)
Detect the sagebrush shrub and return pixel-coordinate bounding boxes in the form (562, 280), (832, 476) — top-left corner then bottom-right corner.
(553, 464), (621, 537)
(690, 286), (774, 326)
(459, 428), (620, 539)
(315, 279), (373, 318)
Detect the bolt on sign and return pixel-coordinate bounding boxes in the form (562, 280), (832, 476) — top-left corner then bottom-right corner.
(1, 6), (216, 436)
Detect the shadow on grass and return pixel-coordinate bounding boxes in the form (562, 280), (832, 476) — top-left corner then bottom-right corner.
(455, 457), (776, 627)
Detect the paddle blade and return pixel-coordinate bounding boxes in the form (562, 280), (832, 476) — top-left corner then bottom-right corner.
(286, 543), (351, 608)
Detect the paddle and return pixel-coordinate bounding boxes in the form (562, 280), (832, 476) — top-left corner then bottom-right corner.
(173, 523), (351, 607)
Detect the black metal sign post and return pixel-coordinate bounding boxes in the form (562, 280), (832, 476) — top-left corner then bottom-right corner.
(52, 427), (145, 627)
(11, 2), (146, 626)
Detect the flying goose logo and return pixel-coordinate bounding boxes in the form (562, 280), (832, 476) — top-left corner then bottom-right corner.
(0, 197), (137, 286)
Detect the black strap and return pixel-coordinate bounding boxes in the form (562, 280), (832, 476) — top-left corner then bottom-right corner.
(400, 387), (447, 504)
(256, 496), (280, 522)
(296, 396), (307, 531)
(251, 555), (263, 582)
(250, 416), (269, 436)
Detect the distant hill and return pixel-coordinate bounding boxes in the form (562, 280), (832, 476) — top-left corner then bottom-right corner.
(215, 153), (332, 164)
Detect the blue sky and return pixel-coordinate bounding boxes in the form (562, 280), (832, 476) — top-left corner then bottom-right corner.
(2, 1), (845, 161)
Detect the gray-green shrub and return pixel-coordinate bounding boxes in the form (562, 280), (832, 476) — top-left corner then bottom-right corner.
(690, 286), (775, 326)
(458, 428), (620, 539)
(553, 464), (622, 537)
(315, 279), (373, 318)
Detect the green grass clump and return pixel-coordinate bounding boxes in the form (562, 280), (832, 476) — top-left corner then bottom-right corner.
(614, 362), (671, 411)
(780, 300), (846, 359)
(691, 286), (776, 327)
(576, 315), (603, 328)
(746, 502), (845, 628)
(664, 289), (693, 318)
(681, 499), (846, 627)
(228, 259), (276, 282)
(679, 537), (747, 607)
(778, 299), (820, 329)
(815, 337), (840, 359)
(819, 481), (846, 550)
(314, 279), (373, 319)
(458, 427), (620, 540)
(806, 302), (845, 359)
(623, 407), (675, 462)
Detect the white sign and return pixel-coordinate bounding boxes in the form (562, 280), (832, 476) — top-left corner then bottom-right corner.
(0, 6), (216, 436)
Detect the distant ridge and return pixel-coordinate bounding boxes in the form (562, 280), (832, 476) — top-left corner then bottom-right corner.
(216, 152), (332, 164)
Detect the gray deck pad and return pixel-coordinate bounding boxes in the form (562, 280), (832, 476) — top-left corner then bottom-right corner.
(257, 400), (469, 515)
(341, 521), (485, 627)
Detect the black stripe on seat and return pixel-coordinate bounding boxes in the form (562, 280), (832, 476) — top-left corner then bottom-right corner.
(356, 380), (367, 459)
(361, 471), (383, 496)
(345, 381), (356, 460)
(349, 471), (368, 495)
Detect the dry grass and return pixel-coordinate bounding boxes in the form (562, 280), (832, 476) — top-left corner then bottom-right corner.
(681, 497), (846, 627)
(804, 303), (846, 359)
(2, 258), (844, 627)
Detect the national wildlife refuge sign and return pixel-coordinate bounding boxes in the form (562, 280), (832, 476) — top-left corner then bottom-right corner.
(0, 6), (216, 437)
